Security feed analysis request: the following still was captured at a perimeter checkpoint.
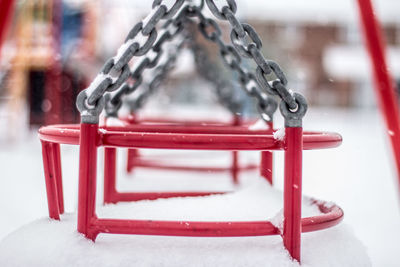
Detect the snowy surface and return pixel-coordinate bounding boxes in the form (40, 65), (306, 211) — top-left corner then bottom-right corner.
(273, 128), (285, 141)
(0, 107), (399, 266)
(249, 119), (270, 131)
(0, 216), (368, 267)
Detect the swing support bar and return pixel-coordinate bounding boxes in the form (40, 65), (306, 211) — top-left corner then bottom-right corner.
(357, 0), (400, 196)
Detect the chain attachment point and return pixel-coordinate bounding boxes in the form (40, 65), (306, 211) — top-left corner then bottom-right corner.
(76, 90), (105, 124)
(279, 92), (307, 127)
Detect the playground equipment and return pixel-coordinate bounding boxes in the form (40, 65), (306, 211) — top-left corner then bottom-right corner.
(38, 1), (347, 263)
(120, 38), (263, 185)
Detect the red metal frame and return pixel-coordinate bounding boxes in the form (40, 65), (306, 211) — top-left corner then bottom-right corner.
(123, 115), (261, 185)
(357, 0), (400, 195)
(283, 127), (303, 260)
(39, 123), (343, 262)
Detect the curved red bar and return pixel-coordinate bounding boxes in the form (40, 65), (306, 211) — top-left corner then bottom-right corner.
(90, 201), (343, 237)
(38, 124), (342, 151)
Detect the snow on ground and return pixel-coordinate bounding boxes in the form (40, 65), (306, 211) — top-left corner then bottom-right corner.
(0, 107), (398, 266)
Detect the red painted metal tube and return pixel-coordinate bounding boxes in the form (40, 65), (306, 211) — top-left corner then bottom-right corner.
(357, 0), (400, 195)
(126, 147), (139, 173)
(42, 122), (344, 246)
(88, 200), (342, 238)
(92, 218), (279, 237)
(127, 159), (258, 173)
(260, 122), (274, 184)
(77, 123), (99, 240)
(302, 200), (344, 232)
(102, 131), (340, 151)
(120, 116), (257, 127)
(104, 147), (117, 204)
(38, 124), (342, 150)
(231, 115), (241, 184)
(40, 141), (60, 220)
(52, 143), (64, 214)
(124, 115), (139, 174)
(283, 127), (303, 262)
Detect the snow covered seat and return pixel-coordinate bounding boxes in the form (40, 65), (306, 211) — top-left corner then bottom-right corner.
(38, 123), (343, 239)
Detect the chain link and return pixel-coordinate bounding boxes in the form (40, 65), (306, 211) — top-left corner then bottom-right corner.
(205, 0), (302, 114)
(105, 15), (187, 116)
(77, 0), (306, 124)
(190, 36), (242, 114)
(126, 36), (187, 112)
(77, 1), (188, 121)
(189, 8), (278, 121)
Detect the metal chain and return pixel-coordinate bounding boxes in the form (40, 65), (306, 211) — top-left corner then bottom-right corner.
(188, 23), (242, 114)
(77, 0), (187, 123)
(187, 7), (278, 121)
(104, 14), (188, 117)
(205, 0), (303, 114)
(125, 35), (187, 112)
(77, 0), (307, 125)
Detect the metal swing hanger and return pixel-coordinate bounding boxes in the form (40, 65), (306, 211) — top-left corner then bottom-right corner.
(76, 0), (307, 128)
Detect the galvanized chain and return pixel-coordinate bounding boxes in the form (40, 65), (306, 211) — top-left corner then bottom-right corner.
(125, 33), (188, 113)
(104, 14), (189, 117)
(77, 0), (307, 125)
(187, 7), (278, 121)
(77, 0), (188, 123)
(187, 23), (242, 114)
(204, 0), (308, 125)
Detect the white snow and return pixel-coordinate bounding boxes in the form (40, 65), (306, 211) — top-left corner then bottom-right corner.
(269, 209), (284, 234)
(105, 117), (126, 127)
(0, 178), (370, 267)
(85, 73), (118, 97)
(114, 39), (137, 64)
(0, 216), (370, 267)
(273, 128), (285, 141)
(249, 119), (270, 131)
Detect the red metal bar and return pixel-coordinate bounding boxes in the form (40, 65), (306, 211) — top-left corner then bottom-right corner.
(261, 122), (274, 184)
(125, 115), (139, 173)
(40, 123), (344, 244)
(38, 124), (343, 151)
(231, 115), (241, 184)
(52, 143), (64, 214)
(0, 0), (15, 57)
(127, 159), (258, 173)
(283, 127), (303, 262)
(126, 148), (139, 173)
(92, 218), (279, 237)
(40, 141), (60, 220)
(77, 123), (99, 240)
(357, 0), (400, 195)
(104, 147), (117, 204)
(87, 200), (342, 238)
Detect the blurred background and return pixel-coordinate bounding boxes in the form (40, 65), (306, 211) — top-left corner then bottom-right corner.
(0, 0), (399, 266)
(1, 0), (399, 135)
